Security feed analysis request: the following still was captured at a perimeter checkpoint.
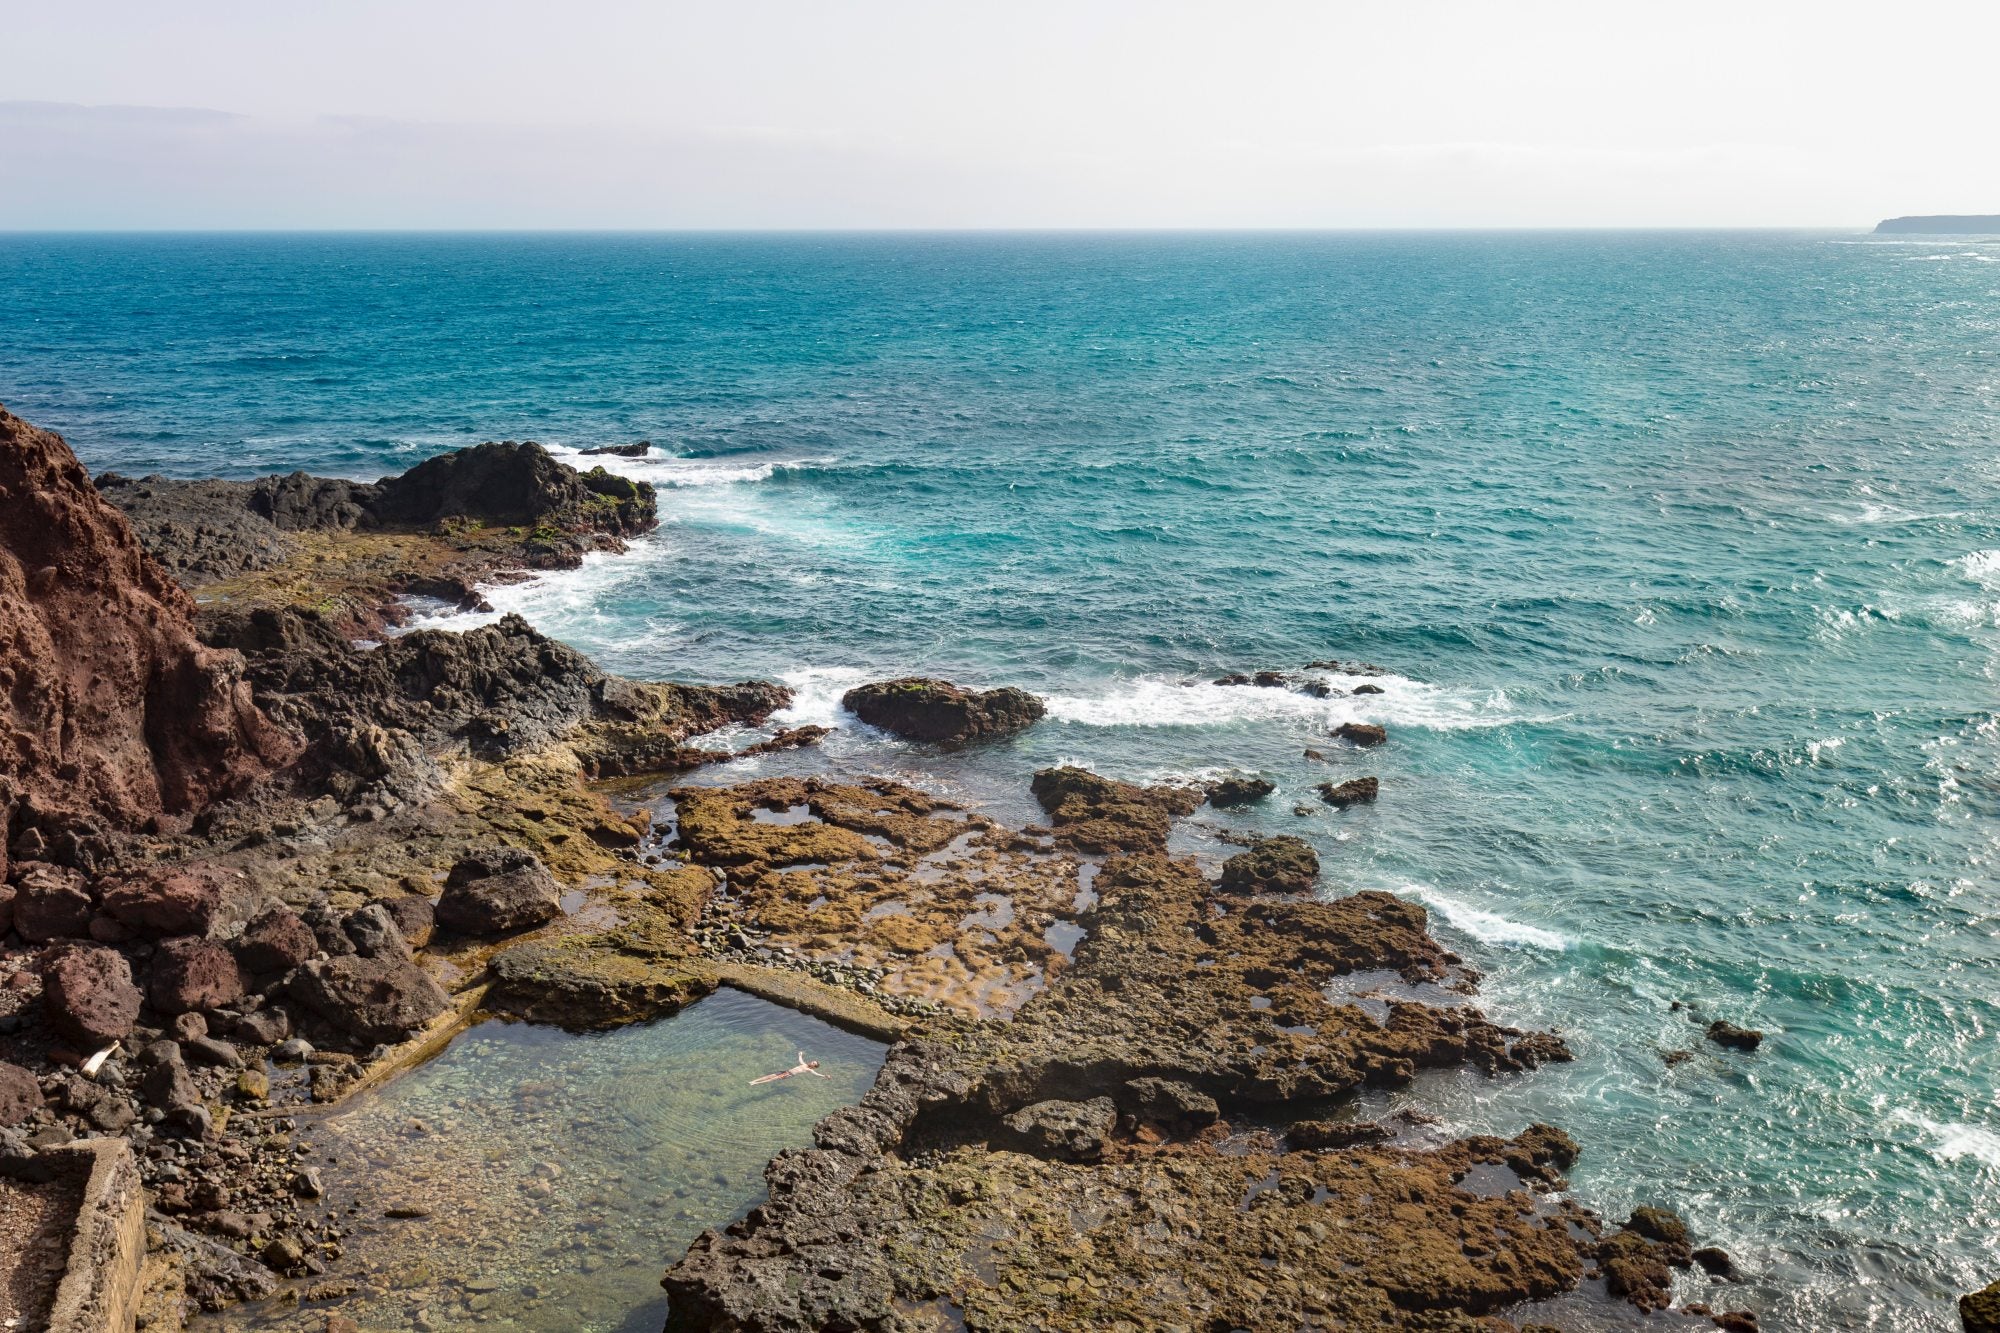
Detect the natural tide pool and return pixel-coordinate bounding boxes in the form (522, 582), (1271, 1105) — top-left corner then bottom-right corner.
(195, 988), (887, 1333)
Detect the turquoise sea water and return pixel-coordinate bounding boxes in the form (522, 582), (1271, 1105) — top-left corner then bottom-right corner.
(3, 232), (1997, 1330)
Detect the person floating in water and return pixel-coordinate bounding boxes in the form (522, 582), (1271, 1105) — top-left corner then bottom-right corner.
(750, 1051), (830, 1085)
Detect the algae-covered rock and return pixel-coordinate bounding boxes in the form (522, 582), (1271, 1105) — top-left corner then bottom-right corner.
(841, 676), (1045, 744)
(1218, 835), (1319, 894)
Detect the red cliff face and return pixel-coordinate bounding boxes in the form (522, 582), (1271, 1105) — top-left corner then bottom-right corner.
(0, 406), (297, 844)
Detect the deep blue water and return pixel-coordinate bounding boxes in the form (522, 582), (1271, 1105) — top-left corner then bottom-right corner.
(4, 231), (1998, 1330)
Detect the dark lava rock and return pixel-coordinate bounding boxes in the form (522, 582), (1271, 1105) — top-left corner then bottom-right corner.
(841, 677), (1046, 744)
(581, 442), (651, 457)
(1290, 1119), (1394, 1150)
(42, 944), (142, 1046)
(378, 895), (436, 949)
(1317, 777), (1380, 808)
(147, 937), (246, 1015)
(182, 1035), (243, 1069)
(140, 1059), (210, 1136)
(0, 1060), (43, 1126)
(369, 440), (657, 537)
(233, 903), (318, 975)
(1706, 1020), (1764, 1051)
(1692, 1246), (1741, 1280)
(1626, 1205), (1690, 1247)
(61, 1075), (136, 1131)
(228, 1008), (290, 1046)
(1001, 1096), (1119, 1162)
(342, 904), (410, 960)
(12, 862), (94, 941)
(1333, 722), (1388, 747)
(1206, 776), (1276, 807)
(300, 898), (358, 957)
(1353, 683), (1385, 695)
(287, 955), (449, 1045)
(1218, 836), (1320, 895)
(436, 849), (562, 935)
(1962, 1280), (2000, 1333)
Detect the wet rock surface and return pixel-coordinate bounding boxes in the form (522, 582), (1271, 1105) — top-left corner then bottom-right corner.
(840, 677), (1046, 745)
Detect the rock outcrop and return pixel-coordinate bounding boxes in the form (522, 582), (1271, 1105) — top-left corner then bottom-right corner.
(435, 849), (562, 935)
(0, 405), (297, 838)
(841, 677), (1045, 744)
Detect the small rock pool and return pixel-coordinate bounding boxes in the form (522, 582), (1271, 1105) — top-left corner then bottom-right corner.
(195, 988), (887, 1332)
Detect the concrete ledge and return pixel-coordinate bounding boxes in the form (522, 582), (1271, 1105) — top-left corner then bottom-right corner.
(0, 1137), (146, 1333)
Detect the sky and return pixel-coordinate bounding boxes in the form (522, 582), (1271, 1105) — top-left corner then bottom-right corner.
(3, 0), (1996, 229)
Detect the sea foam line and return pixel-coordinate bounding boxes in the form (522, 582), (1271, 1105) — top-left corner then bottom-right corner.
(1041, 673), (1520, 733)
(1393, 883), (1574, 951)
(1890, 1109), (2000, 1170)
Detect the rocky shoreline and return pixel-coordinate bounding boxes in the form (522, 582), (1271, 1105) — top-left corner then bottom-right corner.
(0, 402), (1777, 1331)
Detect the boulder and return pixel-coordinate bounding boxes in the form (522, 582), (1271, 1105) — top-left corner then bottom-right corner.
(42, 945), (142, 1045)
(0, 1060), (43, 1125)
(139, 1058), (209, 1136)
(581, 442), (651, 457)
(1352, 683), (1385, 695)
(1332, 722), (1387, 747)
(286, 955), (449, 1045)
(148, 937), (245, 1014)
(369, 440), (657, 537)
(378, 895), (436, 949)
(60, 1075), (136, 1131)
(12, 862), (94, 941)
(1962, 1280), (2000, 1333)
(1706, 1020), (1763, 1052)
(841, 677), (1045, 745)
(97, 866), (226, 936)
(233, 903), (318, 975)
(436, 849), (561, 935)
(1028, 766), (1201, 856)
(1001, 1096), (1119, 1162)
(342, 904), (410, 959)
(1218, 836), (1320, 895)
(1205, 777), (1275, 807)
(1121, 1077), (1219, 1128)
(1317, 777), (1379, 808)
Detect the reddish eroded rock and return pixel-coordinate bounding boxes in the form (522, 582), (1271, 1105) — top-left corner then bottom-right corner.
(10, 863), (95, 942)
(0, 405), (299, 830)
(0, 1059), (44, 1125)
(96, 864), (229, 936)
(40, 944), (142, 1046)
(147, 937), (246, 1015)
(232, 903), (318, 976)
(840, 677), (1046, 745)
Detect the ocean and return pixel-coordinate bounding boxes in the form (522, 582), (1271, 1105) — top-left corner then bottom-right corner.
(3, 230), (1996, 1330)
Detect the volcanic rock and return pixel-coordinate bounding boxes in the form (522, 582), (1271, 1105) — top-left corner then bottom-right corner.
(1002, 1096), (1119, 1162)
(233, 904), (318, 976)
(1290, 1119), (1395, 1149)
(97, 865), (227, 936)
(1029, 766), (1202, 855)
(286, 955), (449, 1045)
(1122, 1077), (1220, 1128)
(1219, 835), (1320, 895)
(11, 862), (94, 941)
(147, 937), (246, 1015)
(1962, 1281), (2000, 1333)
(1333, 722), (1388, 747)
(0, 405), (297, 828)
(1318, 776), (1380, 808)
(436, 849), (562, 935)
(378, 895), (436, 949)
(1706, 1020), (1763, 1051)
(367, 440), (657, 536)
(41, 945), (142, 1046)
(342, 904), (411, 960)
(581, 442), (651, 457)
(841, 677), (1046, 744)
(1206, 776), (1276, 807)
(0, 1060), (42, 1125)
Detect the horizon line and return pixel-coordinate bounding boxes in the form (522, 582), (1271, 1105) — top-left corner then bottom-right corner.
(0, 224), (1895, 236)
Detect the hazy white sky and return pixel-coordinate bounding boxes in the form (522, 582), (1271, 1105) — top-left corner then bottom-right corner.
(4, 0), (1995, 228)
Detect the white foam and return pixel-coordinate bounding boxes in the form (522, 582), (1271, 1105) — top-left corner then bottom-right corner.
(1042, 672), (1519, 733)
(1393, 883), (1574, 951)
(543, 443), (837, 490)
(1951, 549), (2000, 589)
(1891, 1109), (2000, 1169)
(770, 666), (874, 729)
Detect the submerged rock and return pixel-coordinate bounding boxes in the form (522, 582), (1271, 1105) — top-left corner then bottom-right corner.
(435, 848), (562, 935)
(1333, 721), (1388, 747)
(1706, 1020), (1764, 1051)
(841, 676), (1046, 744)
(1218, 835), (1320, 895)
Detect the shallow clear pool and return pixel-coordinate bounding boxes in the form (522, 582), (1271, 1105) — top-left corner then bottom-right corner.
(199, 987), (886, 1332)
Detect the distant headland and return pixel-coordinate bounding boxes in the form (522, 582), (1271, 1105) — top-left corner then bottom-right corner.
(1874, 214), (2000, 234)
